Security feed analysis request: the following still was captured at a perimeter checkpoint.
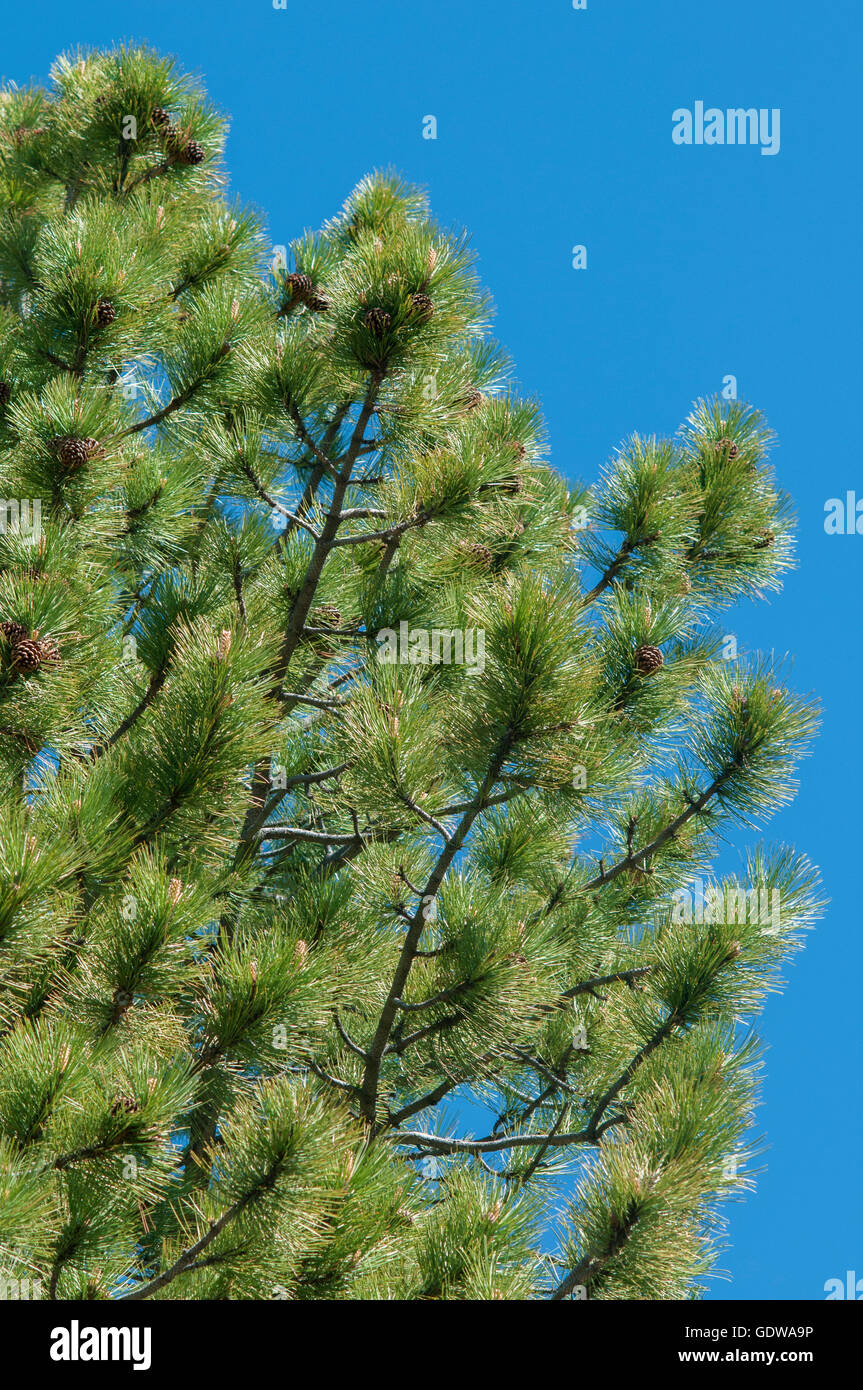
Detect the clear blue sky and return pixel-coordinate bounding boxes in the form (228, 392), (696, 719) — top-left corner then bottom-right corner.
(4, 0), (860, 1299)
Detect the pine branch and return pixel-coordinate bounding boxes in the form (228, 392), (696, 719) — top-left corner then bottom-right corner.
(333, 1012), (372, 1062)
(394, 981), (469, 1013)
(241, 461), (321, 539)
(517, 1105), (570, 1185)
(383, 1012), (462, 1057)
(388, 1077), (460, 1128)
(584, 1012), (681, 1140)
(359, 730), (515, 1128)
(118, 1155), (285, 1300)
(276, 373), (384, 685)
(395, 1125), (597, 1157)
(563, 967), (652, 1000)
(328, 506), (436, 549)
(88, 666), (168, 761)
(549, 1203), (642, 1301)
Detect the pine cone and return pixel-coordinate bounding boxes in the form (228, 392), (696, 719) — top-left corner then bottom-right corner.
(285, 272), (312, 301)
(0, 381), (11, 406)
(110, 1095), (140, 1117)
(281, 272), (329, 312)
(12, 638), (43, 671)
(165, 128), (205, 165)
(715, 436), (739, 459)
(459, 542), (494, 567)
(634, 643), (664, 675)
(364, 307), (391, 336)
(752, 529), (775, 549)
(150, 106), (171, 129)
(0, 620), (28, 645)
(508, 440), (527, 460)
(179, 138), (205, 166)
(95, 298), (116, 327)
(460, 388), (485, 412)
(111, 987), (134, 1022)
(38, 637), (61, 664)
(52, 435), (101, 470)
(408, 292), (434, 322)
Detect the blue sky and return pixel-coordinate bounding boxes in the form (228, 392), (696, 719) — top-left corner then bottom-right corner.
(4, 0), (860, 1299)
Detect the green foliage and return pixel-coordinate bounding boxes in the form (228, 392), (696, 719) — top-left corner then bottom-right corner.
(0, 45), (822, 1302)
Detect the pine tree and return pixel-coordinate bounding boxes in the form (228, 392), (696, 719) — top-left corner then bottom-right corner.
(0, 46), (820, 1302)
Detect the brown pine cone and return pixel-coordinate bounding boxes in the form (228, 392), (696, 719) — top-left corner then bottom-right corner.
(110, 1095), (140, 1117)
(752, 529), (775, 549)
(634, 643), (664, 675)
(459, 541), (494, 567)
(306, 290), (330, 312)
(0, 381), (11, 406)
(52, 435), (89, 469)
(285, 272), (312, 301)
(460, 388), (485, 412)
(408, 292), (434, 322)
(52, 435), (101, 470)
(165, 128), (205, 164)
(364, 307), (391, 336)
(715, 436), (739, 459)
(150, 106), (171, 129)
(0, 620), (28, 645)
(95, 298), (116, 327)
(111, 987), (134, 1022)
(38, 637), (61, 664)
(12, 638), (43, 671)
(178, 139), (205, 166)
